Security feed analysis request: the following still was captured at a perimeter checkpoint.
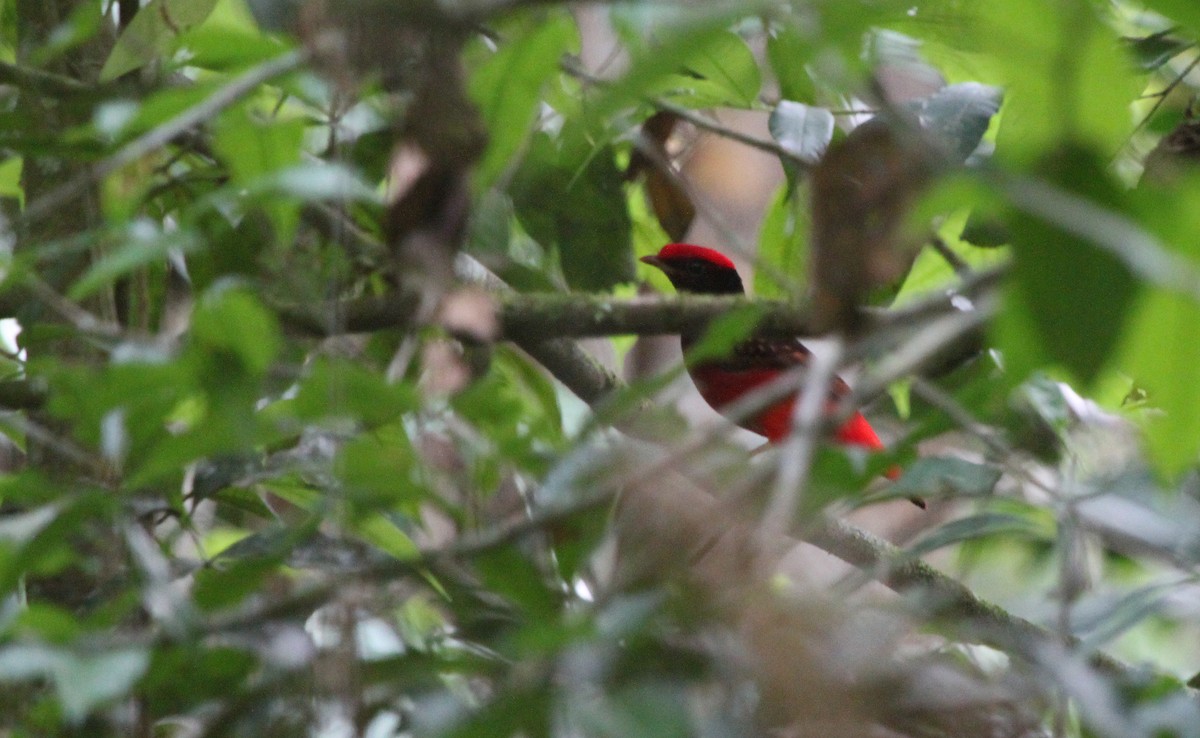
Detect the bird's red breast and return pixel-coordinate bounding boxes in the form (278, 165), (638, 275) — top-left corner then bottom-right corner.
(641, 243), (906, 486)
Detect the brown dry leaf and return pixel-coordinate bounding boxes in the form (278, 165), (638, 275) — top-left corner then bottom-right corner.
(809, 118), (934, 334)
(627, 111), (696, 241)
(1141, 113), (1200, 185)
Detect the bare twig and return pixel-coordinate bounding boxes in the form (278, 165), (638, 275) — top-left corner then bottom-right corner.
(762, 336), (841, 536)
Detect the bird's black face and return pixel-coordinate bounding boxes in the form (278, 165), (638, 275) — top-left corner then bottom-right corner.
(640, 255), (745, 295)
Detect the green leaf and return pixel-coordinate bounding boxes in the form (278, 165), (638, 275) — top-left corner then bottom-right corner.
(888, 456), (1003, 503)
(766, 25), (815, 103)
(100, 0), (221, 81)
(191, 286), (281, 376)
(754, 184), (808, 299)
(1117, 286), (1200, 477)
(980, 0), (1140, 165)
(906, 510), (1048, 558)
(589, 22), (752, 119)
(670, 30), (761, 108)
(69, 225), (201, 301)
(682, 305), (764, 364)
(1138, 2), (1200, 36)
(180, 0), (283, 70)
(291, 358), (418, 428)
(1006, 144), (1138, 384)
(336, 430), (427, 510)
(1125, 30), (1194, 71)
(469, 13), (576, 186)
(511, 128), (633, 291)
(213, 111), (305, 186)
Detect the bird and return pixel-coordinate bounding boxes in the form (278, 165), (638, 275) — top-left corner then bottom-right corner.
(640, 243), (916, 501)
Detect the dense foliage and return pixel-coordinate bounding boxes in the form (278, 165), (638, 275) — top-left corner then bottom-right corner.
(0, 0), (1199, 736)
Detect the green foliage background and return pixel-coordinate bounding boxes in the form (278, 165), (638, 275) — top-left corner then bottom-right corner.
(0, 0), (1197, 736)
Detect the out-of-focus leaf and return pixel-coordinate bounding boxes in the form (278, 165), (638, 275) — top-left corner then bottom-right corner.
(1005, 144), (1138, 385)
(453, 348), (564, 472)
(980, 0), (1139, 165)
(766, 25), (815, 103)
(668, 30), (761, 108)
(194, 535), (288, 610)
(142, 646), (258, 714)
(474, 546), (561, 623)
(0, 644), (149, 723)
(290, 358), (418, 428)
(914, 82), (1003, 163)
(191, 286), (281, 376)
(1126, 30), (1193, 71)
(180, 0), (283, 70)
(69, 225), (201, 301)
(589, 23), (755, 119)
(907, 512), (1049, 558)
(755, 184), (808, 299)
(625, 112), (694, 242)
(511, 128), (633, 291)
(336, 429), (427, 511)
(101, 0), (221, 81)
(769, 101), (833, 165)
(888, 456), (1003, 501)
(809, 118), (933, 332)
(469, 14), (576, 186)
(1138, 2), (1200, 36)
(1117, 286), (1200, 477)
(681, 305), (765, 365)
(1073, 582), (1176, 651)
(213, 112), (305, 186)
(252, 162), (378, 203)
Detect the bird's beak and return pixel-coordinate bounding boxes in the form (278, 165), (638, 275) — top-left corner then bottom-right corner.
(639, 254), (666, 270)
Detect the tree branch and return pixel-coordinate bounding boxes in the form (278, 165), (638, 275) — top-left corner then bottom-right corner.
(275, 262), (1007, 342)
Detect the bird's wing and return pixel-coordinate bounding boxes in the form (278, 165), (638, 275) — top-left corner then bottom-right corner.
(703, 337), (853, 398)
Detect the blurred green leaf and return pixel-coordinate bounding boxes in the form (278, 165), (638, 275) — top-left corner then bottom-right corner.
(889, 456), (1003, 502)
(101, 0), (221, 81)
(511, 128), (633, 291)
(469, 13), (577, 186)
(1138, 2), (1200, 36)
(191, 286), (281, 376)
(1006, 144), (1138, 384)
(907, 511), (1049, 558)
(1117, 286), (1200, 477)
(755, 184), (809, 299)
(767, 25), (815, 103)
(1126, 30), (1194, 71)
(69, 225), (201, 301)
(667, 30), (761, 108)
(291, 358), (418, 428)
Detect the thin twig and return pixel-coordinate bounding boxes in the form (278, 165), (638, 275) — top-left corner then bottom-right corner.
(762, 337), (841, 537)
(1125, 53), (1200, 149)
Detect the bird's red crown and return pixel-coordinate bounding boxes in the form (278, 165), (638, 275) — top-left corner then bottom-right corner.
(655, 243), (737, 271)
